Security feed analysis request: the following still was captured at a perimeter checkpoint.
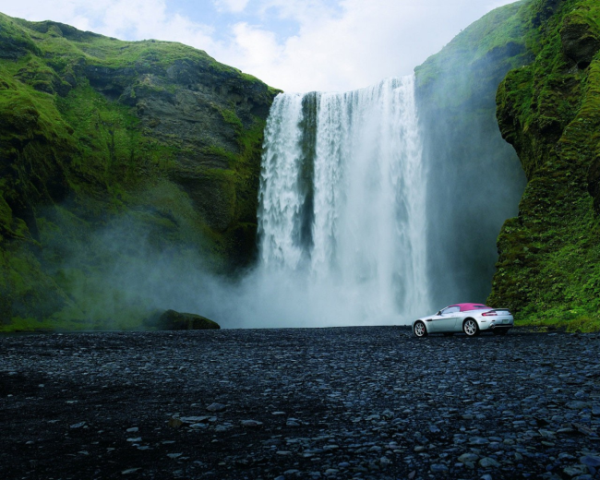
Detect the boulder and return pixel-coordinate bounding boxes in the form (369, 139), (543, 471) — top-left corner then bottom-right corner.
(145, 309), (220, 330)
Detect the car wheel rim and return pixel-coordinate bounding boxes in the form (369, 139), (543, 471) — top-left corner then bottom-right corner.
(415, 323), (424, 336)
(465, 320), (476, 336)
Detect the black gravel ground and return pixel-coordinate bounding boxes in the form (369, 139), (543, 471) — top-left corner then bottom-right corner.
(1, 327), (599, 480)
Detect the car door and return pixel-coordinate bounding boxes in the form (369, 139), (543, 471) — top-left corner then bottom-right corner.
(430, 306), (459, 333)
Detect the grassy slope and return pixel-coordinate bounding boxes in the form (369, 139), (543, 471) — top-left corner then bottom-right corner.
(416, 0), (533, 111)
(0, 14), (275, 331)
(489, 0), (600, 332)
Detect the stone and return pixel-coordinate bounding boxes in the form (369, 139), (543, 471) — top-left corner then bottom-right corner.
(563, 466), (586, 477)
(565, 401), (589, 410)
(479, 457), (500, 468)
(206, 403), (227, 412)
(240, 420), (263, 428)
(580, 455), (600, 468)
(180, 416), (210, 423)
(430, 464), (448, 472)
(458, 453), (479, 464)
(168, 418), (183, 428)
(121, 468), (141, 475)
(146, 310), (220, 330)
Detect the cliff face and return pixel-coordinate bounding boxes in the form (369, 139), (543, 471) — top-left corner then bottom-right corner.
(0, 14), (277, 329)
(489, 0), (600, 328)
(414, 1), (530, 308)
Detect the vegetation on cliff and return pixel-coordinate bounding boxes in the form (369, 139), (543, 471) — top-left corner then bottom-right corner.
(489, 0), (600, 331)
(0, 13), (277, 331)
(414, 1), (529, 308)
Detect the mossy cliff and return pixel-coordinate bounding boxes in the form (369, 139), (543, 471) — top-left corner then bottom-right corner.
(488, 0), (600, 329)
(0, 13), (277, 330)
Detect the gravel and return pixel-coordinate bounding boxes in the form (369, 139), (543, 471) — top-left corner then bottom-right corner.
(1, 327), (599, 479)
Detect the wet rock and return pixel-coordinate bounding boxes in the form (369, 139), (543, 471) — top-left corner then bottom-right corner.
(146, 310), (220, 330)
(168, 418), (183, 428)
(479, 457), (501, 468)
(561, 21), (600, 68)
(206, 403), (227, 412)
(580, 455), (600, 468)
(240, 420), (263, 428)
(121, 468), (141, 475)
(430, 463), (448, 472)
(566, 401), (589, 410)
(2, 328), (600, 479)
(458, 452), (479, 464)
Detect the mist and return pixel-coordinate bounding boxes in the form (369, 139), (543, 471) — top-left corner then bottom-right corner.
(416, 28), (529, 308)
(39, 210), (387, 329)
(32, 4), (530, 330)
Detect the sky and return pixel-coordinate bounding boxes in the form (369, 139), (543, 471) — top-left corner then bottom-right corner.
(0, 0), (517, 92)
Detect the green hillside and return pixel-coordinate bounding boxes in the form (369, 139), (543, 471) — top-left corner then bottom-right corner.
(489, 0), (600, 331)
(0, 14), (277, 330)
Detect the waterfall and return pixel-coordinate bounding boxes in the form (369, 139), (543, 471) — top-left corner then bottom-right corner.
(256, 76), (430, 325)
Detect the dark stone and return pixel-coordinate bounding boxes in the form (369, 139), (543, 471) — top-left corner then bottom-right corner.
(145, 309), (220, 330)
(561, 22), (600, 69)
(588, 158), (600, 214)
(532, 0), (564, 27)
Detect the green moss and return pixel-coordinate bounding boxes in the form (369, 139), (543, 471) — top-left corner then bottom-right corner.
(489, 0), (600, 325)
(0, 11), (276, 331)
(415, 0), (534, 111)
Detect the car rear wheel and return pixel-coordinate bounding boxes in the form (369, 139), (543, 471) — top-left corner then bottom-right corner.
(492, 329), (508, 336)
(463, 319), (479, 337)
(414, 321), (428, 337)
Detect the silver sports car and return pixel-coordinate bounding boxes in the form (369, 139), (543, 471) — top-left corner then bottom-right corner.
(413, 303), (514, 337)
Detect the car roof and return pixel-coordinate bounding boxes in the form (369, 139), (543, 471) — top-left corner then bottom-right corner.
(447, 303), (491, 312)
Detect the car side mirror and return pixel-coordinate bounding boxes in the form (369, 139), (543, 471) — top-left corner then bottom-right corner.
(437, 311), (442, 316)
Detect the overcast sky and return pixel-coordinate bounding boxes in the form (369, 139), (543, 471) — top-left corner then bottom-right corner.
(0, 0), (517, 92)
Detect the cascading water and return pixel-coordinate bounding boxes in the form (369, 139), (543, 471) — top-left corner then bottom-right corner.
(256, 76), (430, 325)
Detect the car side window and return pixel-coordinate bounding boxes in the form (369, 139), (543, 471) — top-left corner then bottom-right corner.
(442, 306), (460, 315)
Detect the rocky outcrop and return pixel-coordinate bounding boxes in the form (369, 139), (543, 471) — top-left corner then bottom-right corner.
(0, 13), (278, 329)
(561, 20), (600, 68)
(145, 310), (220, 330)
(489, 0), (600, 324)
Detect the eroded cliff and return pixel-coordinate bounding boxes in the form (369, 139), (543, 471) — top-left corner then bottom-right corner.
(489, 0), (600, 329)
(0, 14), (277, 329)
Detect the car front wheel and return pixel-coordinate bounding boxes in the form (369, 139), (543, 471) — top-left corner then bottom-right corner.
(463, 319), (479, 337)
(414, 321), (428, 337)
